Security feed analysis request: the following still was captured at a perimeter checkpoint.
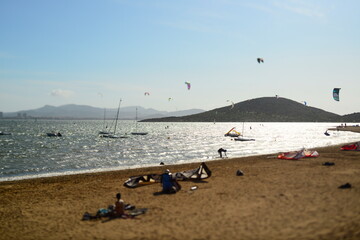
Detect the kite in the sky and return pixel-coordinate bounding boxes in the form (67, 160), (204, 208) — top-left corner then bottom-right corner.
(333, 88), (340, 101)
(257, 58), (264, 64)
(144, 92), (150, 96)
(168, 97), (172, 101)
(185, 82), (191, 90)
(227, 100), (234, 109)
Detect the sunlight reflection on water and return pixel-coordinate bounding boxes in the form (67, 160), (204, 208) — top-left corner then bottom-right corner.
(0, 119), (359, 181)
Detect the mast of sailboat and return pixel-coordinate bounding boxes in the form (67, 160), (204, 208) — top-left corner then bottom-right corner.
(103, 107), (107, 131)
(135, 107), (138, 131)
(113, 99), (122, 134)
(242, 122), (245, 136)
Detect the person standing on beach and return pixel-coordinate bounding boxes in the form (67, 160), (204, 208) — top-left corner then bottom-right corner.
(218, 148), (227, 158)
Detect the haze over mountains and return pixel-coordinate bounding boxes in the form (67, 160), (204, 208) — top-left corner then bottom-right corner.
(141, 97), (360, 122)
(3, 97), (359, 122)
(2, 105), (204, 120)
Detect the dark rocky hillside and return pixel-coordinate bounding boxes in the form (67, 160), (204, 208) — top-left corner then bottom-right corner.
(341, 112), (360, 122)
(142, 97), (359, 122)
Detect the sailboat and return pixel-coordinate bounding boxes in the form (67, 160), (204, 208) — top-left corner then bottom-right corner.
(101, 99), (128, 138)
(224, 127), (241, 137)
(0, 131), (11, 136)
(234, 122), (255, 141)
(131, 107), (148, 135)
(99, 108), (110, 135)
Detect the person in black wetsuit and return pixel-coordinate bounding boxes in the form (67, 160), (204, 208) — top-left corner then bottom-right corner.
(218, 148), (227, 158)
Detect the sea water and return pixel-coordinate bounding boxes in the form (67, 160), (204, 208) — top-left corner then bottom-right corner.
(0, 119), (359, 182)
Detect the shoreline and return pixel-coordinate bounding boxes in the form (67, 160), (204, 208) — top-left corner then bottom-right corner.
(1, 142), (360, 240)
(2, 122), (359, 185)
(2, 139), (359, 183)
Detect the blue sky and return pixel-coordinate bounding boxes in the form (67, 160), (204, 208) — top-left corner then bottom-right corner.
(1, 0), (359, 115)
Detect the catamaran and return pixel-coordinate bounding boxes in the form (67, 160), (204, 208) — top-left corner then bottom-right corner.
(234, 122), (255, 141)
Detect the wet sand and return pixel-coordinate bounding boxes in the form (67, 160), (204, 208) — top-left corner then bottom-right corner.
(1, 143), (360, 240)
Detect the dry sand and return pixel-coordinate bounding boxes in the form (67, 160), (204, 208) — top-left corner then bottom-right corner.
(1, 143), (360, 240)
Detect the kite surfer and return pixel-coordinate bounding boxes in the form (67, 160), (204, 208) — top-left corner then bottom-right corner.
(218, 148), (227, 158)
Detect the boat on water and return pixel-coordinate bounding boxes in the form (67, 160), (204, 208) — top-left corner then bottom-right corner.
(98, 107), (111, 135)
(0, 131), (11, 135)
(131, 107), (148, 135)
(46, 132), (62, 137)
(102, 133), (129, 138)
(131, 132), (148, 136)
(234, 122), (255, 141)
(234, 136), (255, 141)
(99, 130), (110, 135)
(100, 99), (128, 139)
(224, 127), (241, 137)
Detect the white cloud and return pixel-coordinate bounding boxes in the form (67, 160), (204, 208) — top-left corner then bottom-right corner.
(50, 89), (74, 98)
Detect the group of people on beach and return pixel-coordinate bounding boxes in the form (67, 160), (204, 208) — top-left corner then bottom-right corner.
(85, 147), (227, 221)
(83, 168), (181, 221)
(159, 148), (227, 193)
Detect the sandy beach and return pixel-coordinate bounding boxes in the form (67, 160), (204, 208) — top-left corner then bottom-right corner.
(1, 142), (360, 240)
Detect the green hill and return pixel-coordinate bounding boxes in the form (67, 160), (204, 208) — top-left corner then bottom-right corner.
(341, 113), (360, 122)
(141, 97), (357, 122)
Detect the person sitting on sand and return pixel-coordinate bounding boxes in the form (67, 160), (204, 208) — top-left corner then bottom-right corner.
(161, 169), (179, 194)
(82, 194), (137, 220)
(112, 193), (125, 217)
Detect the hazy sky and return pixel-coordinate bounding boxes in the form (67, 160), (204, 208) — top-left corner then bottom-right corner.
(1, 0), (359, 115)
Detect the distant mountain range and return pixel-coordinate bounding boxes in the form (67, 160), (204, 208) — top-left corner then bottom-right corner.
(2, 105), (205, 120)
(141, 97), (360, 122)
(3, 97), (359, 122)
